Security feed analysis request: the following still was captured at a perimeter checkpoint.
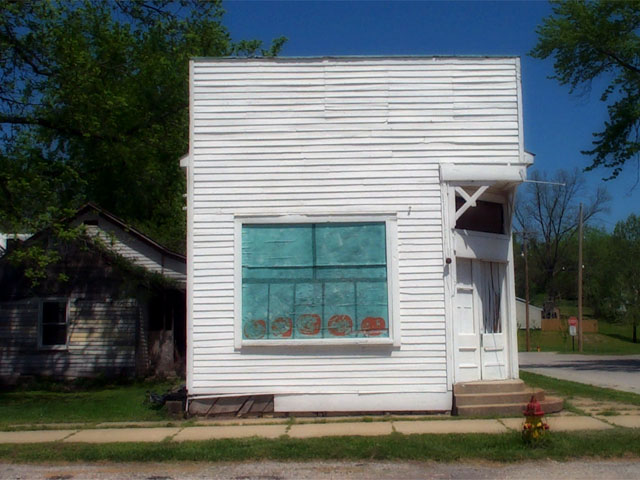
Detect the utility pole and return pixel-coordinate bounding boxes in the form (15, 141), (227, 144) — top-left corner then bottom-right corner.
(523, 233), (531, 352)
(515, 231), (532, 352)
(578, 203), (584, 353)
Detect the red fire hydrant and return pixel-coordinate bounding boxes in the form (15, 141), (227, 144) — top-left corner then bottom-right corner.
(522, 395), (549, 445)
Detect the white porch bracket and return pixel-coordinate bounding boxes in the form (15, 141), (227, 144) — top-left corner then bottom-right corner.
(455, 185), (489, 220)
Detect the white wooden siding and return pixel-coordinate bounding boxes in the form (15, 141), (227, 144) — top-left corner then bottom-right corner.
(188, 57), (522, 407)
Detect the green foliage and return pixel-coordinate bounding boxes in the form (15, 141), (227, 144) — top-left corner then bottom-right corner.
(6, 219), (86, 286)
(577, 215), (639, 339)
(583, 226), (619, 320)
(611, 214), (640, 339)
(7, 245), (60, 287)
(90, 234), (183, 294)
(515, 169), (609, 299)
(0, 0), (286, 252)
(531, 0), (640, 178)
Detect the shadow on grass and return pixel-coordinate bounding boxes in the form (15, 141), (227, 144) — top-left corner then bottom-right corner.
(600, 332), (638, 344)
(520, 371), (640, 406)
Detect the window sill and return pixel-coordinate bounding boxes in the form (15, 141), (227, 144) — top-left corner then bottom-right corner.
(240, 337), (396, 348)
(38, 345), (68, 351)
(454, 228), (509, 240)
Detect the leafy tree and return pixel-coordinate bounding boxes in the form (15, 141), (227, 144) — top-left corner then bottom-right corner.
(515, 169), (610, 299)
(583, 226), (619, 320)
(531, 0), (640, 179)
(0, 0), (285, 252)
(611, 214), (640, 342)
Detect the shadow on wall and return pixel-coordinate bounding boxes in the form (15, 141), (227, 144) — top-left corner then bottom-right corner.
(1, 293), (186, 383)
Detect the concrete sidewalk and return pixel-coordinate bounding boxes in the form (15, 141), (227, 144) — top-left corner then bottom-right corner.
(1, 414), (638, 444)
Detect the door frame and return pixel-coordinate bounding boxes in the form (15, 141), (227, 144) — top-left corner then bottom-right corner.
(441, 182), (520, 387)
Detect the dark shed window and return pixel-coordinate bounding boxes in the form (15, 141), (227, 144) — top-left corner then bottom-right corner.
(40, 301), (68, 347)
(455, 197), (504, 234)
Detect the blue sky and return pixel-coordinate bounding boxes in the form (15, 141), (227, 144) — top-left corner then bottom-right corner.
(222, 0), (640, 229)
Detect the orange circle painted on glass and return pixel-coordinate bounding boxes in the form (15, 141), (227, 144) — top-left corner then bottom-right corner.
(243, 319), (266, 339)
(271, 316), (293, 338)
(328, 315), (353, 336)
(361, 317), (386, 336)
(297, 314), (321, 336)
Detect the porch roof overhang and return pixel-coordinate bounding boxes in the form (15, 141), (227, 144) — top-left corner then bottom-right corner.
(440, 163), (528, 184)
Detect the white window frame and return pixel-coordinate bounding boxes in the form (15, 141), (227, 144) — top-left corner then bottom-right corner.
(233, 214), (400, 348)
(38, 298), (70, 350)
(453, 187), (511, 240)
(451, 186), (512, 265)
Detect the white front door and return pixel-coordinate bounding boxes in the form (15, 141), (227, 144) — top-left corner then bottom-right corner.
(454, 258), (508, 382)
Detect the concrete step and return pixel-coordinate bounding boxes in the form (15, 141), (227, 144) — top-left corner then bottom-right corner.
(456, 396), (564, 417)
(454, 388), (546, 407)
(453, 379), (526, 395)
(539, 396), (564, 414)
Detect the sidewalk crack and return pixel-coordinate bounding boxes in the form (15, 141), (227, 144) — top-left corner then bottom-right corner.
(497, 419), (515, 431)
(61, 430), (80, 442)
(167, 426), (185, 442)
(283, 416), (296, 436)
(592, 415), (618, 428)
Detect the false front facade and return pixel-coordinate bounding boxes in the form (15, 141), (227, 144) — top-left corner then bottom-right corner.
(183, 56), (532, 414)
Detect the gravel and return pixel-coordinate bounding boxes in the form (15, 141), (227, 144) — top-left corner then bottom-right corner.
(2, 459), (640, 480)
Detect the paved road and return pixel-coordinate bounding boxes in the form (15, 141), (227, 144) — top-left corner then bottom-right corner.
(2, 460), (640, 480)
(519, 352), (640, 394)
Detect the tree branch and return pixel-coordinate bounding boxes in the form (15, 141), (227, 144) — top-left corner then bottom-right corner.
(595, 46), (640, 76)
(1, 24), (54, 78)
(0, 113), (111, 140)
(0, 98), (188, 142)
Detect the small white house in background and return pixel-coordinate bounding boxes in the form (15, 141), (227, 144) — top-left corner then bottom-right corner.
(183, 56), (533, 414)
(516, 298), (543, 329)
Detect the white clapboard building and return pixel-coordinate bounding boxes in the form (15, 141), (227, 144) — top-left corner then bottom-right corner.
(182, 56), (533, 415)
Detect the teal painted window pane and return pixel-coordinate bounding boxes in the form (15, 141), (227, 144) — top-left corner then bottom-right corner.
(243, 266), (314, 280)
(315, 266), (387, 281)
(316, 223), (386, 266)
(357, 281), (389, 337)
(324, 282), (356, 337)
(241, 222), (389, 340)
(268, 283), (294, 339)
(294, 283), (324, 338)
(242, 283), (268, 339)
(243, 224), (313, 267)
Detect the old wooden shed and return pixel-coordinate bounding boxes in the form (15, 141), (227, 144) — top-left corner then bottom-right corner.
(0, 204), (186, 381)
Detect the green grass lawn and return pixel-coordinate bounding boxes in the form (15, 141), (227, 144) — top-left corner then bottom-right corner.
(518, 321), (640, 354)
(1, 373), (640, 462)
(520, 371), (640, 407)
(0, 430), (639, 463)
(0, 380), (180, 429)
